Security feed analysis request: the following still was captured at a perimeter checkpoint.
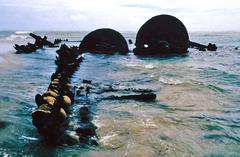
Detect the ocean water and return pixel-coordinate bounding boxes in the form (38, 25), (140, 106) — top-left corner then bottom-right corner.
(0, 31), (240, 157)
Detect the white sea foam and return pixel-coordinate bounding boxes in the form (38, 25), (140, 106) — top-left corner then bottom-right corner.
(20, 135), (39, 141)
(99, 134), (118, 144)
(4, 31), (32, 41)
(159, 77), (183, 85)
(144, 64), (155, 69)
(15, 31), (32, 35)
(2, 152), (11, 157)
(6, 34), (28, 41)
(123, 61), (156, 69)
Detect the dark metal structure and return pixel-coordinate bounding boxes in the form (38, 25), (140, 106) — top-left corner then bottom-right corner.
(134, 15), (189, 56)
(79, 28), (129, 54)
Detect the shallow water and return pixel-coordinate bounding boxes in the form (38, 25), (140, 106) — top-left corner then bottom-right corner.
(0, 31), (240, 156)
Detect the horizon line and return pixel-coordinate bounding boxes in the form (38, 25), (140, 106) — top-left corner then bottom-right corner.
(1, 29), (240, 33)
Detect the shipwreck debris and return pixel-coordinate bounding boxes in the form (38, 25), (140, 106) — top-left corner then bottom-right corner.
(128, 39), (133, 45)
(30, 33), (56, 48)
(79, 28), (129, 54)
(14, 33), (60, 54)
(32, 44), (83, 141)
(189, 41), (217, 51)
(134, 14), (189, 56)
(105, 93), (156, 101)
(134, 14), (217, 56)
(76, 106), (98, 145)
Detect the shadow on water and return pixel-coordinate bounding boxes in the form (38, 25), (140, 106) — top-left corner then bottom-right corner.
(134, 53), (189, 63)
(0, 121), (10, 130)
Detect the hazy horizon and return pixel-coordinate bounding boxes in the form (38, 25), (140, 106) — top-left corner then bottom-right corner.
(1, 0), (240, 32)
(1, 30), (240, 33)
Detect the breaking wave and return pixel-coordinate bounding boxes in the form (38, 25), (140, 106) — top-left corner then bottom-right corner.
(6, 34), (28, 41)
(15, 31), (33, 35)
(5, 31), (33, 41)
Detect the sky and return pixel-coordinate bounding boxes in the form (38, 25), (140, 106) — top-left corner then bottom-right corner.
(0, 0), (240, 32)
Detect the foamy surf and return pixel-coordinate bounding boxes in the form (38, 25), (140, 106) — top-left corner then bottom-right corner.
(120, 59), (156, 69)
(15, 31), (33, 35)
(6, 34), (28, 41)
(159, 77), (183, 85)
(4, 31), (33, 41)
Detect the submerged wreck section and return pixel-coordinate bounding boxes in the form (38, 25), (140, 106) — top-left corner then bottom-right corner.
(32, 44), (83, 141)
(134, 14), (218, 56)
(189, 41), (217, 51)
(14, 33), (60, 54)
(134, 14), (189, 56)
(79, 28), (129, 54)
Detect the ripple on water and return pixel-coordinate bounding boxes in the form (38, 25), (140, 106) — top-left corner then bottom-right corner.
(1, 32), (240, 156)
(201, 68), (240, 87)
(95, 102), (205, 156)
(190, 113), (240, 145)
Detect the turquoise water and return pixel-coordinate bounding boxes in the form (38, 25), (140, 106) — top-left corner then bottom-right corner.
(0, 31), (240, 156)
